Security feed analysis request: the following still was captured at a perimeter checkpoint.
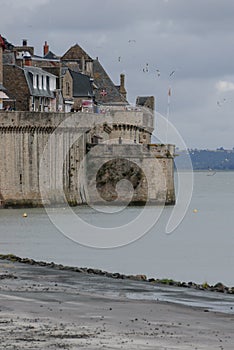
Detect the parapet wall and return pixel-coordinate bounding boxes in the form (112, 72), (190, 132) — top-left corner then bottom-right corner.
(0, 109), (154, 131)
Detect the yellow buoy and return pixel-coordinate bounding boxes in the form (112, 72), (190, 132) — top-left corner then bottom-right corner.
(193, 209), (198, 213)
(22, 213), (28, 218)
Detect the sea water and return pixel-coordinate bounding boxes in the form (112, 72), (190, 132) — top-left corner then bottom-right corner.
(0, 171), (234, 286)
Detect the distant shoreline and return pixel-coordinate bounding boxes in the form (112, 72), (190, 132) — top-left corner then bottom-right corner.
(174, 168), (234, 172)
(175, 149), (234, 171)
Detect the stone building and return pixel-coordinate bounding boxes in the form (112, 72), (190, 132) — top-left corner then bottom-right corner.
(61, 68), (94, 112)
(1, 36), (128, 112)
(60, 43), (128, 106)
(61, 43), (93, 76)
(3, 64), (57, 111)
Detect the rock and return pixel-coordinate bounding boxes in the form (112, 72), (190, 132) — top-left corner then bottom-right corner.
(73, 267), (84, 273)
(148, 278), (156, 283)
(179, 281), (188, 287)
(0, 274), (17, 280)
(213, 282), (227, 293)
(135, 274), (147, 281)
(28, 259), (36, 265)
(111, 273), (121, 279)
(188, 281), (196, 288)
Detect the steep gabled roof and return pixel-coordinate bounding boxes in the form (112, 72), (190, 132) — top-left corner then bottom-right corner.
(93, 59), (128, 104)
(61, 44), (92, 61)
(69, 69), (93, 97)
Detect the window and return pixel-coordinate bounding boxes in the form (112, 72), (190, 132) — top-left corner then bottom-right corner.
(42, 75), (45, 90)
(39, 97), (42, 111)
(66, 82), (70, 96)
(31, 96), (35, 111)
(33, 75), (37, 88)
(39, 75), (42, 89)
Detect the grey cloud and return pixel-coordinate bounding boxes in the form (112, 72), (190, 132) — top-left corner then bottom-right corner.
(1, 0), (234, 148)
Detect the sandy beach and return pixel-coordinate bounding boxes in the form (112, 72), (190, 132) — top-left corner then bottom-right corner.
(0, 259), (233, 349)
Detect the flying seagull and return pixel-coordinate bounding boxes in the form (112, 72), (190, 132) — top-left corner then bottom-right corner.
(143, 63), (149, 73)
(217, 98), (227, 107)
(169, 70), (176, 77)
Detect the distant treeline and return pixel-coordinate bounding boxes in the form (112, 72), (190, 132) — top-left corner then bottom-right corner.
(174, 149), (234, 170)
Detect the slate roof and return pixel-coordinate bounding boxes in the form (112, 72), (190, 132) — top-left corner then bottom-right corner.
(0, 84), (6, 91)
(69, 69), (93, 97)
(136, 96), (154, 110)
(44, 51), (59, 60)
(93, 59), (128, 104)
(32, 53), (60, 63)
(61, 44), (92, 61)
(136, 97), (149, 106)
(24, 66), (56, 98)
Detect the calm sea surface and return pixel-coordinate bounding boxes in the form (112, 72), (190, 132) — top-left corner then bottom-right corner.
(0, 171), (234, 286)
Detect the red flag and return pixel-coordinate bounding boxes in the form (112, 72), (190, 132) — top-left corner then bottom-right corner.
(100, 89), (107, 97)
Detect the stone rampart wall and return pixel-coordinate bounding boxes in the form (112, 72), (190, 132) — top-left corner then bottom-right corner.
(85, 144), (175, 205)
(0, 111), (175, 207)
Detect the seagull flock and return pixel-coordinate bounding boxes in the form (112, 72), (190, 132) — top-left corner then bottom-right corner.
(117, 39), (177, 81)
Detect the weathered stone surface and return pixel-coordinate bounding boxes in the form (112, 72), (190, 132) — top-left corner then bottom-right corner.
(0, 111), (175, 207)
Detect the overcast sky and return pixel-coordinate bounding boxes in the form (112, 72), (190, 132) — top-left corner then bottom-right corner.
(1, 0), (234, 149)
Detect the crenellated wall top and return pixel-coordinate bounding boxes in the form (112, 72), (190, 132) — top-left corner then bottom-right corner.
(0, 109), (154, 133)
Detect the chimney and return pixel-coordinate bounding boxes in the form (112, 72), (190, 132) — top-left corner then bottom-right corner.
(23, 52), (32, 66)
(119, 73), (127, 99)
(43, 41), (49, 56)
(22, 39), (27, 47)
(81, 56), (85, 72)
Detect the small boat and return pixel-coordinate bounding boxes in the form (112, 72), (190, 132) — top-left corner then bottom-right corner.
(206, 169), (216, 176)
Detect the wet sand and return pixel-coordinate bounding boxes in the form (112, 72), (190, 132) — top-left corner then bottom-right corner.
(0, 260), (233, 349)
